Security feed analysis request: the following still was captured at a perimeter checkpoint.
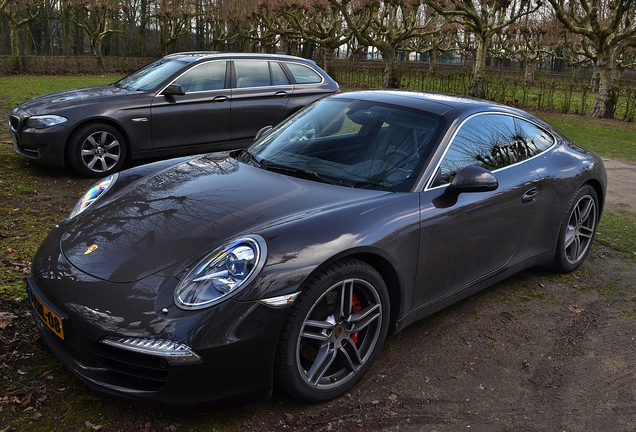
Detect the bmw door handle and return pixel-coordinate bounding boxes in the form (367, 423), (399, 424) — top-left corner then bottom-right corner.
(521, 187), (538, 204)
(213, 95), (229, 102)
(275, 91), (288, 97)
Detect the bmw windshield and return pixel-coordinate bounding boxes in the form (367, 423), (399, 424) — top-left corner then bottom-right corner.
(246, 98), (445, 192)
(115, 58), (190, 92)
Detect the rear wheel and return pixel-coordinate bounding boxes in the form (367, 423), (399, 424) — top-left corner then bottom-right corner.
(552, 184), (599, 272)
(275, 259), (390, 402)
(68, 123), (126, 177)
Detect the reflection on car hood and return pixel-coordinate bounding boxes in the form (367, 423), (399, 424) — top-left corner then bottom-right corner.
(61, 154), (387, 283)
(18, 85), (139, 115)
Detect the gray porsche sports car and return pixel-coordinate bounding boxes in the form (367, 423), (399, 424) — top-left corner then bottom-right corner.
(27, 90), (606, 408)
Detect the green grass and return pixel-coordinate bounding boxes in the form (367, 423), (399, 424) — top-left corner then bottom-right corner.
(596, 209), (636, 263)
(538, 113), (636, 160)
(0, 74), (122, 107)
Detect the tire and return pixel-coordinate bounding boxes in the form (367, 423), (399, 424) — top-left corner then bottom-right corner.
(274, 259), (390, 402)
(552, 184), (599, 273)
(67, 123), (127, 177)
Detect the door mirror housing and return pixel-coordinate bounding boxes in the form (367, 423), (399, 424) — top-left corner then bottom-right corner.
(163, 84), (185, 96)
(444, 165), (499, 198)
(254, 125), (273, 141)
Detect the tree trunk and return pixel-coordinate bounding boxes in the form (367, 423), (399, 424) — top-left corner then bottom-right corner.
(470, 36), (489, 98)
(429, 49), (439, 73)
(590, 50), (618, 118)
(9, 24), (22, 73)
(381, 46), (399, 88)
(523, 61), (535, 86)
(589, 66), (600, 93)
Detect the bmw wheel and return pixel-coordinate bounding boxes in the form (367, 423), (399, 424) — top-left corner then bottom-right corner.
(68, 123), (126, 177)
(553, 184), (599, 273)
(275, 259), (390, 401)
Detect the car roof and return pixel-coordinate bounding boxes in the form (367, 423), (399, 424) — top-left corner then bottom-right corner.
(329, 89), (539, 121)
(163, 51), (318, 66)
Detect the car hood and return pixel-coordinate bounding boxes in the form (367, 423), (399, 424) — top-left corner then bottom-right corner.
(61, 154), (387, 283)
(18, 85), (139, 115)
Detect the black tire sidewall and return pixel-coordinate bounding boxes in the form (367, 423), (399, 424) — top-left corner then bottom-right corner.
(68, 123), (127, 177)
(276, 259), (390, 402)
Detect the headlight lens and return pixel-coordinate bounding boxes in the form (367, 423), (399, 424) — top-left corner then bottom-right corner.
(174, 236), (267, 310)
(68, 174), (117, 220)
(25, 114), (67, 129)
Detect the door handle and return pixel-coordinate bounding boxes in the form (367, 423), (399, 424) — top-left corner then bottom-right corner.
(275, 91), (288, 97)
(521, 187), (538, 204)
(213, 95), (229, 102)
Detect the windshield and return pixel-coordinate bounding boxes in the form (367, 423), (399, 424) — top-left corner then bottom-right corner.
(116, 58), (189, 91)
(248, 98), (445, 192)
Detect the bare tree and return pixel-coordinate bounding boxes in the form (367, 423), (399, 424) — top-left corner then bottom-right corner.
(425, 0), (540, 98)
(155, 0), (195, 56)
(2, 0), (42, 72)
(547, 0), (636, 118)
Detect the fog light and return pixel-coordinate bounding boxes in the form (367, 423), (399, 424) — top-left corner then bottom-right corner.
(100, 337), (202, 364)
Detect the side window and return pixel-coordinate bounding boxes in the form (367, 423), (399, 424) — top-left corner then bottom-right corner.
(514, 118), (554, 157)
(438, 114), (517, 185)
(235, 60), (271, 88)
(285, 63), (323, 84)
(270, 62), (289, 85)
(173, 61), (226, 93)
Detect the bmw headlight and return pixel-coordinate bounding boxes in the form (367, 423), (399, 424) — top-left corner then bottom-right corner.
(175, 236), (268, 310)
(68, 174), (117, 220)
(26, 114), (67, 129)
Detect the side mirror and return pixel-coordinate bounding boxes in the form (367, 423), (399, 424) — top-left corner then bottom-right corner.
(444, 165), (498, 198)
(163, 84), (185, 96)
(254, 125), (273, 141)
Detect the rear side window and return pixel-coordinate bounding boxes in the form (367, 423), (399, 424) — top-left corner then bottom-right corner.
(514, 118), (554, 156)
(173, 61), (226, 93)
(235, 60), (271, 88)
(285, 63), (322, 84)
(270, 62), (289, 85)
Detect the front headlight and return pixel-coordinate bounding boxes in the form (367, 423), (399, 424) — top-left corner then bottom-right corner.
(26, 114), (67, 129)
(68, 174), (117, 220)
(174, 235), (267, 310)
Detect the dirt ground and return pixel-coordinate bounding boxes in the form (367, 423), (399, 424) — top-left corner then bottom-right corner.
(1, 144), (635, 431)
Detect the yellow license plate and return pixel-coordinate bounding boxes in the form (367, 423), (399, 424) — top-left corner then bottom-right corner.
(31, 291), (65, 340)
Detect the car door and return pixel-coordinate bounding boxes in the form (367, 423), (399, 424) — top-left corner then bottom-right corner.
(151, 60), (231, 150)
(229, 60), (293, 141)
(412, 113), (543, 308)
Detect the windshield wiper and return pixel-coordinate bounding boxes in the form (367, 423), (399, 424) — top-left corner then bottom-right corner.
(261, 162), (345, 186)
(238, 148), (264, 168)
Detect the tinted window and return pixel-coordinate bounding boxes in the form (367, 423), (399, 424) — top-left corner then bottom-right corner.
(514, 118), (554, 156)
(270, 62), (289, 85)
(173, 61), (226, 92)
(439, 114), (536, 185)
(235, 60), (271, 88)
(286, 63), (322, 84)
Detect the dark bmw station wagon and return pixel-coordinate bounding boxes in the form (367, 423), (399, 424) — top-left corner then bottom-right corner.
(9, 52), (339, 177)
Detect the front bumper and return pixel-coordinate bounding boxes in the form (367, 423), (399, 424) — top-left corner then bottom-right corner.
(10, 110), (68, 166)
(27, 272), (290, 408)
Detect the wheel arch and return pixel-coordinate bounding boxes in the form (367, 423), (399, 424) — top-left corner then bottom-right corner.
(296, 249), (404, 336)
(584, 178), (605, 216)
(64, 118), (132, 165)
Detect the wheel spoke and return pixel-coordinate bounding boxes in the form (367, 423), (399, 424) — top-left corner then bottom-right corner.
(301, 319), (332, 342)
(81, 149), (94, 156)
(579, 198), (594, 223)
(86, 155), (98, 169)
(104, 153), (120, 162)
(564, 227), (576, 249)
(306, 344), (337, 385)
(336, 280), (354, 321)
(350, 304), (381, 333)
(567, 236), (581, 261)
(104, 140), (119, 150)
(339, 343), (362, 373)
(579, 226), (594, 239)
(99, 132), (108, 144)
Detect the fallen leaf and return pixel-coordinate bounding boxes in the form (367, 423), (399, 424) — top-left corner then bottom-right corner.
(0, 312), (17, 330)
(6, 247), (15, 253)
(568, 305), (584, 314)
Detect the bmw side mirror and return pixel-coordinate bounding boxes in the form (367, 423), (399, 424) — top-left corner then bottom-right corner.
(444, 165), (498, 198)
(254, 125), (273, 141)
(164, 84), (185, 96)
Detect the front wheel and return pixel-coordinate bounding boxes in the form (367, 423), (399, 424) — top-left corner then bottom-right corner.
(274, 259), (390, 402)
(67, 123), (126, 177)
(552, 184), (599, 272)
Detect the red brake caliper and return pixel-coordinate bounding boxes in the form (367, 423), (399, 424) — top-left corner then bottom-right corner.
(350, 292), (361, 345)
